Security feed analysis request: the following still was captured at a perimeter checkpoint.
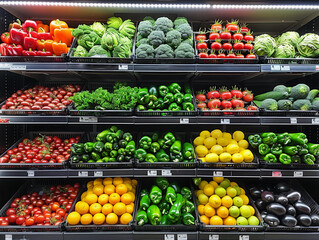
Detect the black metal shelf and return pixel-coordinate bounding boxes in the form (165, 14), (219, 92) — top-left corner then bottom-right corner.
(0, 169), (68, 178)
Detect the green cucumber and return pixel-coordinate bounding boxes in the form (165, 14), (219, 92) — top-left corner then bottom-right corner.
(254, 91), (289, 101)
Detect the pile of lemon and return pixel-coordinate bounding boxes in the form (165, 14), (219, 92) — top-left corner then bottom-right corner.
(67, 177), (137, 226)
(196, 177), (260, 226)
(194, 129), (254, 163)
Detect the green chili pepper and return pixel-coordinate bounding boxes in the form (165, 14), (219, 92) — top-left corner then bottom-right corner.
(140, 194), (151, 211)
(140, 189), (149, 197)
(96, 130), (109, 142)
(303, 153), (315, 165)
(289, 133), (308, 145)
(182, 200), (195, 214)
(136, 210), (148, 226)
(181, 187), (192, 200)
(155, 177), (169, 190)
(165, 187), (177, 205)
(150, 185), (162, 204)
(156, 149), (170, 162)
(158, 199), (170, 215)
(168, 83), (181, 94)
(91, 152), (101, 161)
(182, 102), (194, 111)
(147, 205), (161, 225)
(93, 141), (104, 153)
(183, 93), (192, 103)
(277, 132), (291, 145)
(149, 86), (158, 97)
(263, 153), (277, 163)
(159, 85), (169, 97)
(182, 212), (195, 225)
(261, 132), (277, 145)
(291, 155), (301, 163)
(135, 148), (147, 162)
(125, 141), (135, 155)
(71, 143), (84, 155)
(164, 132), (176, 146)
(168, 193), (185, 222)
(296, 144), (308, 155)
(259, 143), (270, 155)
(279, 153), (291, 164)
(168, 102), (181, 111)
(123, 132), (133, 142)
(84, 142), (94, 153)
(307, 143), (319, 156)
(248, 134), (262, 148)
(174, 93), (184, 105)
(145, 153), (157, 163)
(193, 178), (201, 186)
(150, 142), (161, 153)
(163, 93), (174, 105)
(270, 143), (283, 155)
(139, 136), (152, 150)
(138, 88), (150, 104)
(283, 146), (298, 155)
(170, 140), (182, 155)
(169, 182), (181, 193)
(104, 142), (112, 151)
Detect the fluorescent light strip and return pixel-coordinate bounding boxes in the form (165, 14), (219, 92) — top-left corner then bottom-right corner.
(212, 4), (319, 9)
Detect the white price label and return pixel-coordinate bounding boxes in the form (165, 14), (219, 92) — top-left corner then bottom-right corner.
(272, 171), (282, 177)
(271, 65), (280, 71)
(294, 171), (303, 177)
(312, 118), (319, 124)
(239, 235), (249, 240)
(118, 64), (128, 70)
(79, 116), (98, 122)
(0, 63), (11, 69)
(27, 170), (34, 177)
(165, 234), (175, 240)
(316, 65), (319, 71)
(213, 171), (223, 177)
(221, 119), (230, 124)
(209, 235), (219, 240)
(281, 65), (290, 71)
(94, 171), (103, 177)
(162, 170), (172, 176)
(10, 64), (26, 70)
(177, 234), (187, 240)
(5, 235), (12, 240)
(78, 171), (88, 177)
(290, 118), (297, 124)
(180, 118), (189, 124)
(147, 170), (157, 176)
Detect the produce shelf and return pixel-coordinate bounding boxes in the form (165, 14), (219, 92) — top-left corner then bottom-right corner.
(64, 232), (133, 240)
(199, 232), (264, 240)
(133, 168), (196, 177)
(0, 169), (68, 178)
(133, 232), (198, 240)
(67, 169), (134, 178)
(0, 232), (64, 240)
(197, 169), (261, 178)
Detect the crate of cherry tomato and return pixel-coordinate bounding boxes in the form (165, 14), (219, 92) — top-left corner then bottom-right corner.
(0, 180), (81, 231)
(195, 86), (259, 116)
(0, 83), (82, 115)
(195, 20), (258, 64)
(0, 132), (85, 169)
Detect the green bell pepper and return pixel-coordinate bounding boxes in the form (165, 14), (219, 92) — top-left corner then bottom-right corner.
(291, 155), (301, 164)
(283, 146), (298, 155)
(84, 142), (94, 153)
(104, 142), (112, 151)
(277, 132), (291, 145)
(258, 143), (270, 155)
(303, 153), (315, 165)
(182, 102), (194, 111)
(170, 152), (183, 162)
(159, 85), (169, 97)
(117, 154), (125, 162)
(163, 93), (174, 105)
(71, 143), (84, 155)
(119, 139), (127, 148)
(140, 189), (149, 197)
(81, 154), (89, 162)
(182, 200), (195, 214)
(158, 139), (165, 148)
(109, 157), (116, 162)
(140, 194), (151, 211)
(155, 177), (169, 190)
(135, 148), (147, 162)
(123, 132), (133, 142)
(101, 151), (109, 157)
(112, 142), (119, 151)
(289, 133), (308, 145)
(105, 132), (116, 143)
(170, 140), (182, 155)
(150, 185), (162, 204)
(296, 144), (308, 155)
(96, 130), (109, 142)
(183, 93), (192, 103)
(155, 98), (164, 109)
(169, 182), (181, 193)
(145, 153), (157, 163)
(94, 141), (104, 153)
(137, 105), (146, 111)
(174, 93), (184, 105)
(248, 134), (262, 148)
(115, 129), (124, 139)
(168, 193), (185, 222)
(138, 88), (150, 104)
(125, 141), (135, 155)
(193, 178), (201, 186)
(110, 150), (118, 158)
(159, 199), (170, 215)
(270, 143), (283, 155)
(160, 214), (170, 225)
(168, 102), (181, 111)
(307, 143), (319, 156)
(91, 152), (101, 161)
(147, 95), (158, 109)
(182, 212), (195, 225)
(147, 205), (161, 225)
(164, 132), (176, 146)
(168, 83), (181, 94)
(165, 186), (177, 205)
(182, 142), (194, 160)
(156, 149), (170, 162)
(109, 126), (118, 132)
(136, 210), (148, 226)
(184, 84), (192, 94)
(181, 187), (192, 200)
(139, 136), (152, 150)
(150, 142), (161, 153)
(263, 153), (277, 163)
(102, 157), (110, 162)
(279, 153), (291, 164)
(149, 86), (158, 97)
(70, 155), (80, 163)
(261, 132), (277, 145)
(151, 132), (159, 142)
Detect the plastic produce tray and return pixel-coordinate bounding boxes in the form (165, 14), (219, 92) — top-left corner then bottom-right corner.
(68, 81), (134, 116)
(259, 109), (318, 117)
(0, 131), (86, 169)
(69, 132), (134, 169)
(260, 56), (319, 64)
(133, 178), (199, 231)
(135, 132), (196, 168)
(64, 180), (139, 231)
(0, 55), (66, 62)
(195, 179), (264, 232)
(0, 179), (80, 232)
(198, 103), (259, 116)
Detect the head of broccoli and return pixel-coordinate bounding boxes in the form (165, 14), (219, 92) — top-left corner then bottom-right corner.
(154, 17), (173, 33)
(166, 30), (182, 49)
(138, 21), (153, 38)
(136, 43), (155, 58)
(143, 16), (155, 26)
(177, 23), (193, 40)
(174, 43), (195, 58)
(88, 45), (111, 57)
(155, 44), (174, 58)
(73, 45), (88, 57)
(174, 17), (188, 28)
(136, 38), (149, 47)
(148, 30), (165, 48)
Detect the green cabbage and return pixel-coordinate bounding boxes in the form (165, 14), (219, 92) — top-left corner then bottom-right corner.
(254, 34), (277, 56)
(90, 22), (106, 37)
(101, 31), (119, 50)
(297, 33), (319, 57)
(277, 31), (300, 47)
(107, 17), (123, 29)
(274, 44), (295, 58)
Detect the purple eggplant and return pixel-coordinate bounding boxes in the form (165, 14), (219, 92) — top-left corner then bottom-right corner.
(286, 191), (301, 204)
(261, 191), (275, 203)
(294, 201), (311, 215)
(286, 204), (296, 217)
(274, 182), (290, 193)
(275, 194), (288, 206)
(311, 214), (319, 226)
(281, 215), (297, 227)
(297, 214), (312, 227)
(264, 214), (280, 227)
(250, 187), (262, 200)
(256, 198), (267, 211)
(266, 203), (287, 216)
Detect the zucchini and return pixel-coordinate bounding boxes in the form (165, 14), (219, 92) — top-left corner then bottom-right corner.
(254, 91), (289, 101)
(306, 89), (319, 101)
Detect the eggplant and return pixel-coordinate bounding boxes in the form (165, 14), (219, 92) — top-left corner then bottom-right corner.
(261, 191), (275, 203)
(297, 214), (312, 227)
(311, 214), (319, 226)
(294, 201), (311, 215)
(250, 187), (262, 200)
(255, 198), (267, 211)
(275, 194), (288, 206)
(286, 191), (301, 204)
(261, 211), (268, 219)
(286, 204), (296, 217)
(264, 214), (280, 227)
(266, 203), (287, 216)
(274, 182), (290, 193)
(281, 215), (297, 227)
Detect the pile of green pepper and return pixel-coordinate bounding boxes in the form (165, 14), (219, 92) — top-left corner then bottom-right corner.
(136, 83), (195, 112)
(136, 177), (196, 226)
(248, 132), (319, 165)
(70, 126), (135, 163)
(135, 132), (195, 163)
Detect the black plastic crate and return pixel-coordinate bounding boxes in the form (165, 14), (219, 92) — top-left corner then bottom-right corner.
(0, 179), (81, 232)
(133, 178), (199, 231)
(0, 55), (66, 62)
(0, 131), (86, 169)
(260, 56), (319, 64)
(135, 132), (196, 169)
(259, 109), (318, 117)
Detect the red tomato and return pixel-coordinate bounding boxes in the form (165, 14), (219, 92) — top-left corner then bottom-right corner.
(25, 217), (35, 226)
(208, 53), (217, 58)
(206, 89), (219, 99)
(211, 42), (222, 50)
(222, 43), (232, 50)
(208, 99), (221, 108)
(244, 33), (254, 42)
(217, 53), (226, 58)
(247, 105), (258, 110)
(196, 93), (206, 102)
(243, 91), (254, 102)
(51, 202), (60, 212)
(231, 99), (244, 108)
(198, 52), (208, 58)
(233, 42), (244, 50)
(6, 208), (15, 216)
(211, 20), (223, 31)
(56, 208), (65, 217)
(196, 42), (207, 50)
(226, 53), (236, 58)
(233, 33), (243, 41)
(197, 102), (207, 109)
(226, 21), (239, 32)
(246, 54), (257, 59)
(220, 90), (232, 100)
(196, 34), (206, 41)
(208, 32), (220, 41)
(221, 100), (232, 109)
(36, 215), (45, 224)
(16, 216), (25, 225)
(244, 43), (254, 50)
(220, 31), (231, 40)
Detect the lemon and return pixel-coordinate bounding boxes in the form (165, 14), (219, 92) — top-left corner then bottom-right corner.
(194, 136), (205, 146)
(195, 145), (209, 157)
(210, 145), (224, 155)
(199, 180), (208, 190)
(200, 130), (211, 139)
(239, 147), (245, 152)
(205, 153), (219, 163)
(204, 137), (217, 149)
(209, 181), (219, 189)
(198, 193), (209, 205)
(233, 131), (245, 141)
(199, 157), (206, 162)
(196, 190), (204, 197)
(226, 144), (240, 154)
(229, 139), (238, 145)
(211, 129), (222, 139)
(217, 137), (229, 147)
(219, 152), (232, 162)
(223, 132), (232, 140)
(238, 140), (249, 149)
(232, 153), (244, 163)
(241, 149), (254, 163)
(203, 184), (215, 196)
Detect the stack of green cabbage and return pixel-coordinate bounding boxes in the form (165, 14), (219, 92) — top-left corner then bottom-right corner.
(254, 32), (319, 58)
(135, 16), (195, 59)
(71, 17), (136, 58)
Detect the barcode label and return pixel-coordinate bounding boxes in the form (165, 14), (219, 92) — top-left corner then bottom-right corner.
(290, 118), (297, 124)
(312, 118), (319, 124)
(272, 171), (282, 177)
(5, 235), (12, 240)
(94, 171), (103, 177)
(221, 119), (230, 124)
(27, 170), (34, 177)
(177, 234), (187, 240)
(119, 65), (128, 70)
(162, 170), (172, 176)
(281, 65), (290, 71)
(271, 65), (280, 71)
(294, 171), (303, 177)
(79, 116), (98, 122)
(165, 234), (175, 240)
(78, 171), (88, 177)
(213, 171), (223, 177)
(147, 170), (157, 176)
(180, 118), (189, 124)
(209, 235), (219, 240)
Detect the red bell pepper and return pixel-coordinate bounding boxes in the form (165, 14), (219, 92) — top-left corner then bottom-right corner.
(22, 49), (37, 56)
(22, 20), (38, 33)
(23, 34), (37, 50)
(36, 49), (52, 56)
(0, 43), (8, 56)
(1, 32), (11, 44)
(9, 19), (22, 31)
(10, 28), (27, 45)
(37, 30), (51, 40)
(29, 31), (38, 39)
(7, 44), (23, 56)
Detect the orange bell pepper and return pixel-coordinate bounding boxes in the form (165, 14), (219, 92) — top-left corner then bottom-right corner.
(50, 19), (68, 36)
(37, 24), (49, 33)
(37, 39), (53, 52)
(52, 41), (68, 56)
(53, 28), (73, 47)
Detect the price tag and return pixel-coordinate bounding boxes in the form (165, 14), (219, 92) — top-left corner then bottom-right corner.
(180, 118), (189, 124)
(272, 171), (282, 177)
(27, 170), (34, 177)
(312, 118), (319, 124)
(10, 64), (26, 70)
(239, 235), (249, 240)
(162, 170), (172, 176)
(281, 65), (290, 71)
(5, 235), (12, 240)
(209, 235), (219, 240)
(79, 116), (98, 123)
(221, 119), (230, 124)
(94, 171), (103, 177)
(290, 118), (297, 124)
(78, 171), (88, 177)
(271, 65), (280, 71)
(118, 64), (128, 70)
(0, 63), (11, 69)
(165, 234), (175, 240)
(177, 234), (187, 240)
(294, 171), (303, 177)
(316, 65), (319, 71)
(147, 170), (157, 176)
(213, 171), (223, 177)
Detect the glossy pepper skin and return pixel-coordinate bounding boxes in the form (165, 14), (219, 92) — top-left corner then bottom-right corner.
(258, 143), (270, 155)
(303, 153), (315, 165)
(277, 132), (291, 145)
(1, 32), (11, 44)
(160, 214), (170, 225)
(182, 142), (194, 160)
(147, 205), (161, 225)
(10, 28), (27, 45)
(7, 44), (23, 56)
(170, 152), (183, 162)
(140, 189), (149, 197)
(96, 130), (109, 142)
(270, 143), (283, 155)
(182, 200), (195, 213)
(23, 34), (38, 50)
(168, 194), (185, 222)
(151, 132), (159, 142)
(155, 177), (169, 190)
(139, 136), (152, 150)
(50, 19), (68, 37)
(22, 20), (38, 33)
(36, 49), (52, 56)
(279, 153), (291, 164)
(182, 102), (194, 111)
(91, 152), (101, 161)
(52, 41), (68, 56)
(54, 28), (73, 47)
(164, 132), (176, 146)
(145, 153), (157, 162)
(22, 49), (37, 56)
(71, 143), (84, 155)
(181, 187), (192, 200)
(307, 143), (319, 156)
(104, 142), (112, 151)
(170, 140), (182, 155)
(84, 142), (94, 153)
(140, 194), (151, 211)
(263, 153), (277, 163)
(296, 144), (308, 155)
(136, 210), (148, 226)
(125, 141), (135, 155)
(164, 93), (174, 105)
(183, 93), (192, 103)
(168, 83), (181, 94)
(0, 43), (8, 56)
(248, 134), (262, 148)
(174, 93), (184, 105)
(289, 133), (308, 145)
(137, 88), (150, 105)
(283, 146), (298, 155)
(156, 149), (170, 162)
(291, 155), (301, 163)
(150, 185), (162, 204)
(165, 186), (177, 205)
(94, 141), (104, 153)
(168, 103), (181, 111)
(159, 199), (170, 215)
(169, 182), (181, 193)
(182, 212), (195, 225)
(261, 132), (277, 145)
(148, 86), (158, 97)
(123, 132), (133, 142)
(135, 148), (147, 162)
(193, 178), (201, 186)
(159, 85), (169, 97)
(150, 142), (161, 153)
